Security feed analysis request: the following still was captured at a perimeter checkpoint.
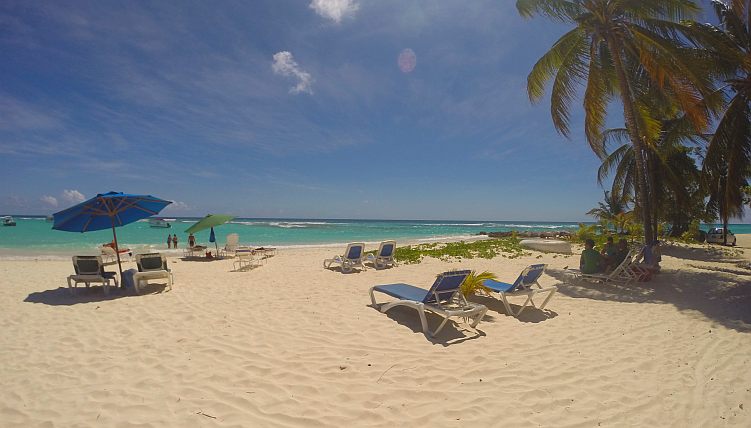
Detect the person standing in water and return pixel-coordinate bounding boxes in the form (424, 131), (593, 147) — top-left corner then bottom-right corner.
(167, 234), (172, 249)
(172, 234), (178, 248)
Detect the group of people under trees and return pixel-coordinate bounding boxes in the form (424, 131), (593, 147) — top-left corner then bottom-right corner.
(579, 237), (661, 281)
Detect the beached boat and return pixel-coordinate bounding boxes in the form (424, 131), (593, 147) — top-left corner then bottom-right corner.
(2, 216), (16, 226)
(148, 218), (172, 228)
(520, 238), (571, 254)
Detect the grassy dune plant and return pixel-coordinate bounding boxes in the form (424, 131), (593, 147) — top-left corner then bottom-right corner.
(394, 238), (529, 264)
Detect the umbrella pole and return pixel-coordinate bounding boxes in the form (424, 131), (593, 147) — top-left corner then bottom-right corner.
(111, 222), (124, 288)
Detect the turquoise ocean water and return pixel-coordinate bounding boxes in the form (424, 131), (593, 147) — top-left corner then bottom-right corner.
(0, 216), (748, 257)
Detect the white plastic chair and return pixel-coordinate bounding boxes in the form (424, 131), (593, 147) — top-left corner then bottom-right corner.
(133, 253), (173, 294)
(67, 255), (119, 295)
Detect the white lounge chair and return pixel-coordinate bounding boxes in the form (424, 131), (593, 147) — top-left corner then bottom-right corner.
(220, 233), (240, 258)
(482, 264), (557, 317)
(233, 248), (262, 271)
(67, 255), (119, 295)
(369, 270), (488, 337)
(365, 240), (398, 269)
(101, 245), (131, 265)
(184, 244), (207, 257)
(133, 253), (173, 294)
(323, 243), (367, 273)
(567, 250), (637, 285)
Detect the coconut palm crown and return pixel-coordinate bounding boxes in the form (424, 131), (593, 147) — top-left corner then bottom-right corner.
(517, 0), (715, 243)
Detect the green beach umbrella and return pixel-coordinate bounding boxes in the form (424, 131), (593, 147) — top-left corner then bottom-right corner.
(185, 214), (235, 234)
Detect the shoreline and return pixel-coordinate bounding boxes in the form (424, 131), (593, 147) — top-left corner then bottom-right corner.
(0, 234), (491, 260)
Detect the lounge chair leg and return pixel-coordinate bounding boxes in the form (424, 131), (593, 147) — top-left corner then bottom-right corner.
(538, 289), (557, 310)
(430, 317), (450, 337)
(515, 295), (533, 317)
(67, 277), (75, 295)
(469, 307), (488, 328)
(501, 295), (513, 317)
(417, 307), (430, 336)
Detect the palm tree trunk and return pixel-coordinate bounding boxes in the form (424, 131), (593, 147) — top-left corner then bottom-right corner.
(649, 151), (659, 242)
(607, 36), (654, 244)
(722, 175), (729, 245)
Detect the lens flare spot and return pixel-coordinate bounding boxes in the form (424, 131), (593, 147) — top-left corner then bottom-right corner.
(398, 48), (416, 73)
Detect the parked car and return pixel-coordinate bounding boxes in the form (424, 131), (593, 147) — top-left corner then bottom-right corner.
(706, 227), (736, 246)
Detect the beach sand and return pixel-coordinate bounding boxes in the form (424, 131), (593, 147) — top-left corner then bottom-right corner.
(1, 238), (750, 426)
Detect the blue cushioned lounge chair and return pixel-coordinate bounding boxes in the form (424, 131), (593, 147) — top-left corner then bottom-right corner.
(369, 270), (488, 337)
(482, 264), (557, 317)
(323, 242), (366, 273)
(365, 240), (398, 269)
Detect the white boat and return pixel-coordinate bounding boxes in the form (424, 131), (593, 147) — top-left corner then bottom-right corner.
(2, 216), (16, 226)
(148, 218), (172, 228)
(520, 238), (571, 254)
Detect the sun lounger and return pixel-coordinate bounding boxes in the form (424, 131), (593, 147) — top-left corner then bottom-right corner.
(323, 242), (367, 273)
(365, 240), (398, 269)
(101, 245), (132, 265)
(184, 245), (207, 257)
(482, 264), (557, 317)
(567, 250), (637, 284)
(67, 255), (119, 295)
(233, 248), (262, 271)
(219, 233), (240, 258)
(369, 270), (488, 337)
(133, 253), (173, 294)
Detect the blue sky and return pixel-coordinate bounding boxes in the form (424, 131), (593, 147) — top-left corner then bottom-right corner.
(0, 0), (722, 221)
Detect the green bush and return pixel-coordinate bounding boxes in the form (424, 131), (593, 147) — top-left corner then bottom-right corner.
(394, 238), (530, 264)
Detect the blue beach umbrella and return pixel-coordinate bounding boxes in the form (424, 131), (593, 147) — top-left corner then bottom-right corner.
(52, 191), (172, 283)
(209, 227), (217, 252)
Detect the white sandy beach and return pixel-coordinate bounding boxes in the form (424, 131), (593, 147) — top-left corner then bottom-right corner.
(1, 238), (750, 427)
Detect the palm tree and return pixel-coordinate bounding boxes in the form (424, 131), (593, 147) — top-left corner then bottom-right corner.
(596, 112), (711, 237)
(586, 190), (630, 232)
(685, 1), (751, 245)
(517, 0), (714, 243)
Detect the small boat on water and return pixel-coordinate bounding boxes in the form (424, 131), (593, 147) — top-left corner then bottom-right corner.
(2, 216), (16, 226)
(148, 218), (172, 228)
(45, 215), (54, 222)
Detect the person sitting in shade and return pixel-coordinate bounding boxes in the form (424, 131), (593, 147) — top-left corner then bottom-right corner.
(580, 238), (604, 274)
(601, 236), (618, 271)
(613, 238), (630, 266)
(632, 240), (661, 279)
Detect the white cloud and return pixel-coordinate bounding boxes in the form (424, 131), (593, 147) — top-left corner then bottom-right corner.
(309, 0), (358, 23)
(40, 195), (58, 207)
(61, 189), (86, 203)
(272, 51), (314, 95)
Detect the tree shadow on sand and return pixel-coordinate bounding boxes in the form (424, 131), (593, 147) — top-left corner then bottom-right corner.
(368, 304), (490, 346)
(546, 266), (751, 333)
(661, 243), (744, 264)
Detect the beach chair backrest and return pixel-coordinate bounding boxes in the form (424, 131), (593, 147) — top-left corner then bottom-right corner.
(613, 250), (634, 272)
(509, 264), (546, 291)
(73, 256), (103, 275)
(379, 241), (395, 258)
(346, 243), (364, 260)
(422, 270), (471, 304)
(137, 253), (167, 272)
(226, 233), (239, 250)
